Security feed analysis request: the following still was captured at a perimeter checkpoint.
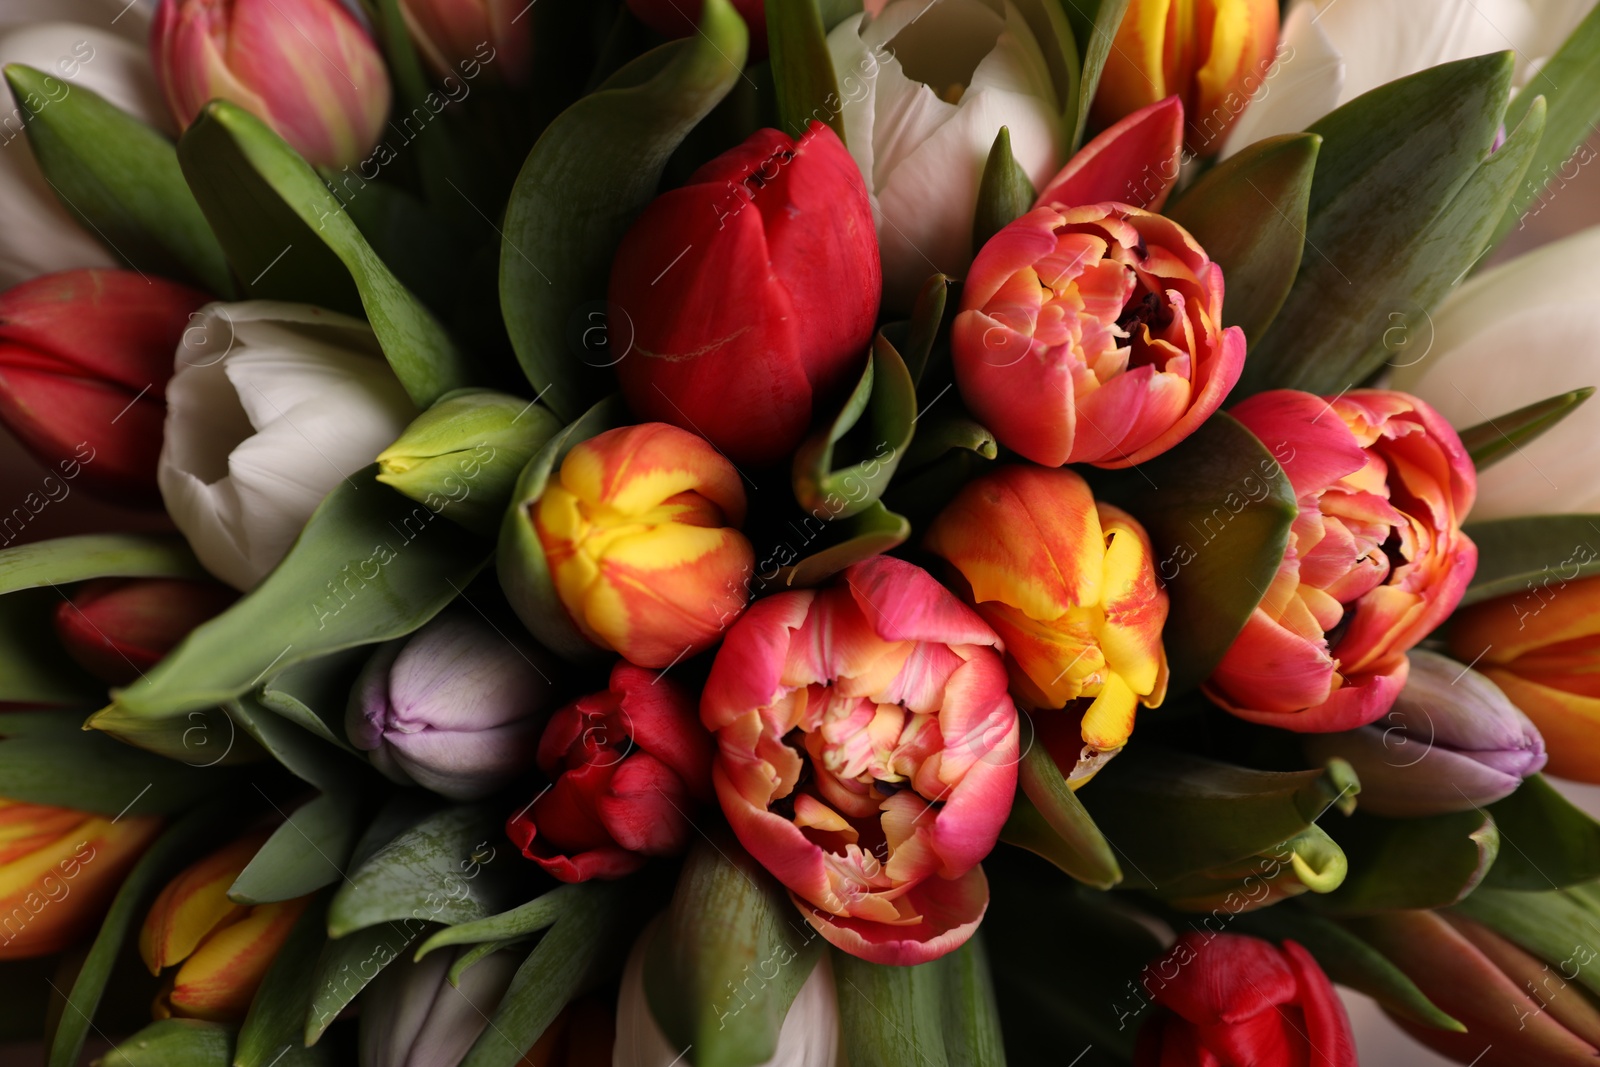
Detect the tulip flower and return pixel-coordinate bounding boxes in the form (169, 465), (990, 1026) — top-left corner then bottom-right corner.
(924, 465), (1169, 783)
(359, 945), (522, 1067)
(53, 577), (237, 686)
(347, 609), (556, 801)
(139, 830), (311, 1021)
(398, 0), (531, 86)
(951, 203), (1245, 468)
(1450, 573), (1600, 784)
(1304, 650), (1547, 816)
(626, 0), (766, 52)
(0, 270), (210, 508)
(610, 124), (879, 466)
(150, 0), (391, 168)
(526, 422), (755, 668)
(158, 302), (418, 591)
(1208, 389), (1477, 733)
(1391, 225), (1600, 520)
(507, 662), (713, 882)
(827, 0), (1064, 309)
(1133, 932), (1357, 1067)
(1093, 0), (1280, 155)
(701, 555), (1020, 965)
(0, 798), (160, 959)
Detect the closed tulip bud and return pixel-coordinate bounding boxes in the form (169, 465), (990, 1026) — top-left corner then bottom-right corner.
(1209, 390), (1477, 733)
(53, 577), (237, 686)
(151, 0), (391, 168)
(0, 270), (210, 508)
(1450, 574), (1600, 784)
(359, 945), (522, 1067)
(1304, 650), (1547, 816)
(507, 662), (712, 882)
(1093, 0), (1280, 156)
(348, 609), (555, 801)
(0, 797), (160, 959)
(397, 0), (532, 87)
(952, 204), (1245, 468)
(159, 302), (419, 591)
(610, 124), (880, 466)
(139, 831), (310, 1021)
(924, 466), (1169, 783)
(625, 0), (766, 54)
(377, 390), (561, 537)
(524, 423), (755, 668)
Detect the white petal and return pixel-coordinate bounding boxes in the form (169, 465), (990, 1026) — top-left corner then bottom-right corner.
(826, 14), (882, 188)
(0, 0), (152, 43)
(1219, 1), (1344, 159)
(1321, 0), (1532, 104)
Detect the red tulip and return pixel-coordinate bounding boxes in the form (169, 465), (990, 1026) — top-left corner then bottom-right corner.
(0, 270), (209, 508)
(54, 578), (237, 686)
(1134, 932), (1356, 1067)
(625, 0), (766, 54)
(610, 123), (880, 466)
(507, 662), (713, 883)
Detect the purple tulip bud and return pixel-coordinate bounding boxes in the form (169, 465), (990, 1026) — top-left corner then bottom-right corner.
(347, 609), (553, 800)
(359, 946), (520, 1067)
(1303, 650), (1547, 817)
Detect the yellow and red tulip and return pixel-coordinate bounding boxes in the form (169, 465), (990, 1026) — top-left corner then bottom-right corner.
(139, 831), (310, 1021)
(1209, 389), (1477, 733)
(924, 465), (1168, 783)
(54, 578), (237, 686)
(531, 423), (755, 669)
(1450, 574), (1600, 784)
(0, 798), (159, 959)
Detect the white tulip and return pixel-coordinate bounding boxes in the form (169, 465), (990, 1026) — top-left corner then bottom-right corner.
(828, 0), (1063, 309)
(613, 920), (838, 1067)
(1220, 0), (1597, 159)
(359, 947), (521, 1067)
(1389, 225), (1600, 520)
(159, 302), (418, 590)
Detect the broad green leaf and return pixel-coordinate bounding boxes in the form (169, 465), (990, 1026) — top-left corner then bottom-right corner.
(236, 893), (334, 1067)
(1087, 412), (1298, 693)
(1460, 388), (1595, 471)
(89, 466), (490, 727)
(178, 101), (471, 406)
(792, 336), (914, 520)
(899, 413), (996, 473)
(767, 0), (844, 141)
(499, 0), (748, 420)
(832, 938), (1007, 1067)
(2, 66), (233, 295)
(226, 695), (373, 794)
(775, 501), (911, 587)
(644, 837), (823, 1067)
(1241, 54), (1521, 396)
(0, 534), (205, 596)
(348, 791), (445, 872)
(1002, 729), (1120, 889)
(1060, 0), (1129, 149)
(1165, 133), (1320, 344)
(0, 711), (219, 816)
(96, 1019), (234, 1067)
(461, 883), (629, 1067)
(258, 647), (371, 753)
(973, 127), (1039, 253)
(1482, 775), (1600, 890)
(0, 589), (98, 705)
(230, 792), (365, 905)
(327, 806), (517, 938)
(416, 885), (576, 960)
(305, 920), (423, 1044)
(1450, 887), (1600, 999)
(1315, 810), (1499, 913)
(1458, 514), (1600, 605)
(92, 705), (262, 766)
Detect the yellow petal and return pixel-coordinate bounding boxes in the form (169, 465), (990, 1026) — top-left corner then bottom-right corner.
(165, 896), (309, 1021)
(139, 832), (266, 973)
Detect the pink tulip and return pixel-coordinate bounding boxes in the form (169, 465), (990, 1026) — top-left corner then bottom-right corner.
(701, 555), (1020, 965)
(1208, 390), (1477, 732)
(398, 0), (531, 86)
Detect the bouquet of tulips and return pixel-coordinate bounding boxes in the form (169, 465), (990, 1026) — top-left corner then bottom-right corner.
(4, 0), (1600, 1063)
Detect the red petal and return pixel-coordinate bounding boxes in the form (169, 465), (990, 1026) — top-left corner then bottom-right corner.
(1035, 97), (1185, 212)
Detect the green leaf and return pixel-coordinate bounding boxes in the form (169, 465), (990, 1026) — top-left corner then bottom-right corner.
(1013, 0), (1080, 145)
(96, 1019), (234, 1067)
(775, 501), (911, 587)
(1060, 0), (1129, 149)
(258, 648), (371, 753)
(1241, 54), (1522, 396)
(973, 127), (1039, 253)
(1450, 887), (1600, 999)
(1460, 388), (1595, 471)
(1087, 412), (1298, 694)
(1458, 514), (1600, 605)
(499, 0), (748, 421)
(644, 837), (823, 1067)
(1482, 775), (1600, 890)
(886, 274), (952, 390)
(227, 694), (373, 794)
(832, 938), (1007, 1067)
(792, 337), (914, 520)
(89, 466), (490, 727)
(1315, 810), (1499, 913)
(1002, 727), (1120, 889)
(0, 711), (219, 816)
(178, 101), (471, 407)
(305, 920), (422, 1044)
(415, 885), (576, 961)
(2, 66), (233, 295)
(230, 792), (365, 906)
(236, 892), (333, 1067)
(461, 883), (629, 1067)
(0, 589), (98, 705)
(1165, 133), (1320, 344)
(767, 0), (843, 141)
(0, 534), (205, 596)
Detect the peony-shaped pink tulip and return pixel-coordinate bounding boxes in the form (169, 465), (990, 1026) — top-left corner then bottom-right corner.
(951, 201), (1245, 468)
(701, 555), (1019, 965)
(1208, 390), (1477, 733)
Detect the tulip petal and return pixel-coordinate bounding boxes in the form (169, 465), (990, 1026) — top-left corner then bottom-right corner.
(1036, 97), (1185, 211)
(794, 865), (989, 967)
